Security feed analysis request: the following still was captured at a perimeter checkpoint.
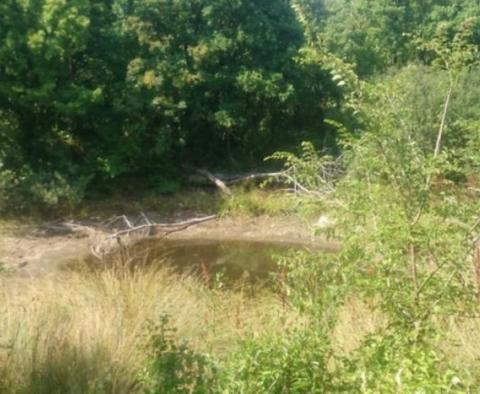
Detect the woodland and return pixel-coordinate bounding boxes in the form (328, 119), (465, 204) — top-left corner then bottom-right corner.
(1, 0), (480, 392)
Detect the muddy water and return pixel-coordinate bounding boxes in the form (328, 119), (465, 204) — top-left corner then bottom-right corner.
(139, 239), (304, 281)
(80, 239), (309, 285)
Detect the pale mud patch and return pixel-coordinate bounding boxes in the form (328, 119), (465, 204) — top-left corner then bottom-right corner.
(0, 231), (91, 276)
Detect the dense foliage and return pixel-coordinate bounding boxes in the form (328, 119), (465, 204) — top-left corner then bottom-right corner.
(0, 0), (338, 210)
(1, 0), (479, 211)
(320, 0), (480, 76)
(1, 0), (480, 392)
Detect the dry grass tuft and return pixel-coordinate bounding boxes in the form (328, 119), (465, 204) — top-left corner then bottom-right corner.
(332, 297), (386, 355)
(438, 316), (480, 385)
(0, 263), (293, 393)
(2, 262), (479, 392)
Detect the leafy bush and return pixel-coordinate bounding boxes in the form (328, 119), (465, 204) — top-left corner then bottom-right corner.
(222, 329), (334, 393)
(0, 0), (334, 209)
(0, 169), (15, 212)
(342, 333), (465, 392)
(238, 61), (480, 391)
(218, 250), (343, 392)
(266, 141), (339, 194)
(324, 62), (479, 390)
(0, 166), (91, 214)
(140, 315), (216, 394)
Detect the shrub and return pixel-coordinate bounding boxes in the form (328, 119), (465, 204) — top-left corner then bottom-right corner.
(222, 329), (334, 393)
(140, 315), (216, 394)
(0, 166), (91, 214)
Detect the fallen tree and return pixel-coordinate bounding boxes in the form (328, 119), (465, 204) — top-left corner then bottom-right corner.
(191, 168), (337, 197)
(41, 213), (218, 259)
(188, 146), (343, 197)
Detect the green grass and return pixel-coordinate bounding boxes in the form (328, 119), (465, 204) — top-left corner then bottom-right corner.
(77, 187), (325, 221)
(0, 186), (326, 237)
(220, 188), (325, 219)
(75, 188), (224, 219)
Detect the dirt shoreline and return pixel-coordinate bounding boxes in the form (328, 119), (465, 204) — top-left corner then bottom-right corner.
(0, 215), (338, 276)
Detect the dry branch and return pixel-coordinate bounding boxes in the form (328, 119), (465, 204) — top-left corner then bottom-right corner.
(434, 87), (452, 159)
(193, 169), (331, 197)
(195, 169), (232, 195)
(106, 214), (217, 239)
(411, 86), (453, 226)
(46, 213), (218, 260)
(223, 171), (285, 185)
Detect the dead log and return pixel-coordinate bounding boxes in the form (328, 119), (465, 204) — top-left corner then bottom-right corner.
(90, 214), (217, 260)
(195, 169), (232, 195)
(106, 214), (217, 239)
(223, 172), (285, 185)
(192, 169), (327, 196)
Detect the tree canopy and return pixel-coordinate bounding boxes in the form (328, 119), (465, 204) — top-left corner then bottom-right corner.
(0, 0), (479, 209)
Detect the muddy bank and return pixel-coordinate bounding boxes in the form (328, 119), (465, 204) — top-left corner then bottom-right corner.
(0, 215), (338, 276)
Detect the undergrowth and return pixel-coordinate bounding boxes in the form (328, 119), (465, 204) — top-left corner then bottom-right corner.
(220, 188), (323, 218)
(1, 251), (480, 393)
(0, 263), (296, 393)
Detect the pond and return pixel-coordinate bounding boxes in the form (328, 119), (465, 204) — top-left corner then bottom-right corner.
(76, 238), (312, 286)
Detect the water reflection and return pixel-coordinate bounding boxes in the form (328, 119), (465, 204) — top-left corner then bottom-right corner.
(79, 239), (306, 285)
(134, 239), (301, 282)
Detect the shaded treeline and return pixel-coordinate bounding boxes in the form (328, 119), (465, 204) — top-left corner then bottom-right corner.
(0, 0), (479, 210)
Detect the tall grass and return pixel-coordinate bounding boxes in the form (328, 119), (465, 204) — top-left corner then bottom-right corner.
(2, 257), (479, 392)
(220, 188), (325, 218)
(0, 263), (291, 394)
